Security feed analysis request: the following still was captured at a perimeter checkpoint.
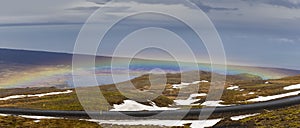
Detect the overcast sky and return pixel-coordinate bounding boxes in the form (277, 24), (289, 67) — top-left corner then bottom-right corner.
(0, 0), (300, 69)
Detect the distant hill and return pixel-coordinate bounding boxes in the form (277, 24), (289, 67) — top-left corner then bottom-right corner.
(1, 48), (300, 79)
(0, 48), (72, 65)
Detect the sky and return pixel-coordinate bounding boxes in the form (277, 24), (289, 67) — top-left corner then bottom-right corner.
(0, 0), (300, 69)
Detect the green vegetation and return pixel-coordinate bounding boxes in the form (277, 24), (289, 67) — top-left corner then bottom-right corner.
(219, 74), (300, 104)
(2, 71), (300, 110)
(0, 115), (102, 128)
(214, 104), (300, 128)
(1, 71), (300, 127)
(0, 87), (64, 98)
(0, 91), (84, 111)
(0, 84), (174, 111)
(0, 115), (178, 128)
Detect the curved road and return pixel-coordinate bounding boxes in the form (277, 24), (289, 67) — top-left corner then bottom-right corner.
(1, 95), (300, 119)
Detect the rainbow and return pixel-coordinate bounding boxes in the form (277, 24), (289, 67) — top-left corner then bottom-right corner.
(0, 66), (71, 88)
(0, 59), (299, 88)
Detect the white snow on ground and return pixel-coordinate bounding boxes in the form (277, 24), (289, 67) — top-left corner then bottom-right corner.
(87, 119), (222, 128)
(227, 85), (245, 92)
(0, 90), (73, 101)
(200, 80), (209, 83)
(18, 115), (60, 120)
(1, 113), (222, 127)
(0, 113), (9, 116)
(174, 99), (200, 106)
(34, 120), (41, 123)
(227, 86), (239, 90)
(247, 90), (300, 102)
(248, 92), (255, 95)
(201, 100), (230, 107)
(191, 81), (201, 84)
(189, 93), (207, 98)
(172, 81), (208, 89)
(174, 93), (207, 106)
(110, 100), (178, 111)
(0, 114), (59, 123)
(284, 84), (300, 90)
(230, 113), (260, 121)
(193, 80), (209, 84)
(0, 95), (27, 100)
(172, 82), (191, 89)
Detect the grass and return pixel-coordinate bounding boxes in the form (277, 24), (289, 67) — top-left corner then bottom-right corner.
(0, 115), (103, 128)
(0, 92), (84, 111)
(1, 72), (300, 127)
(214, 104), (300, 128)
(240, 104), (300, 128)
(0, 87), (65, 97)
(0, 115), (179, 128)
(2, 71), (300, 110)
(0, 84), (174, 111)
(218, 75), (300, 105)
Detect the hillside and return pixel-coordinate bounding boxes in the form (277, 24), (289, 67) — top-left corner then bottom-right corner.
(1, 48), (300, 78)
(1, 71), (300, 127)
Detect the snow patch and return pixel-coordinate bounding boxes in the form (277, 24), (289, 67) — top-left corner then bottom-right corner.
(172, 81), (208, 89)
(189, 93), (207, 98)
(0, 113), (60, 121)
(248, 92), (255, 95)
(174, 99), (200, 106)
(231, 113), (260, 121)
(247, 90), (300, 102)
(87, 119), (222, 128)
(227, 86), (239, 90)
(34, 120), (41, 123)
(284, 84), (300, 90)
(174, 93), (207, 106)
(0, 113), (9, 116)
(18, 115), (60, 120)
(172, 82), (191, 89)
(191, 81), (201, 84)
(110, 100), (178, 111)
(0, 90), (73, 101)
(201, 100), (230, 107)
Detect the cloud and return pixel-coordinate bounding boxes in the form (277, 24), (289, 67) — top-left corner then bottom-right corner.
(267, 0), (300, 8)
(88, 0), (238, 12)
(278, 38), (295, 43)
(86, 0), (111, 5)
(0, 22), (83, 27)
(66, 6), (100, 11)
(0, 0), (96, 26)
(1, 0), (300, 69)
(244, 0), (300, 9)
(270, 38), (296, 44)
(189, 0), (238, 12)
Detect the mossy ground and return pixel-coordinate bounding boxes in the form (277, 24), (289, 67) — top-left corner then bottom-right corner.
(0, 73), (300, 127)
(1, 72), (300, 110)
(0, 115), (102, 128)
(214, 104), (300, 128)
(0, 85), (174, 111)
